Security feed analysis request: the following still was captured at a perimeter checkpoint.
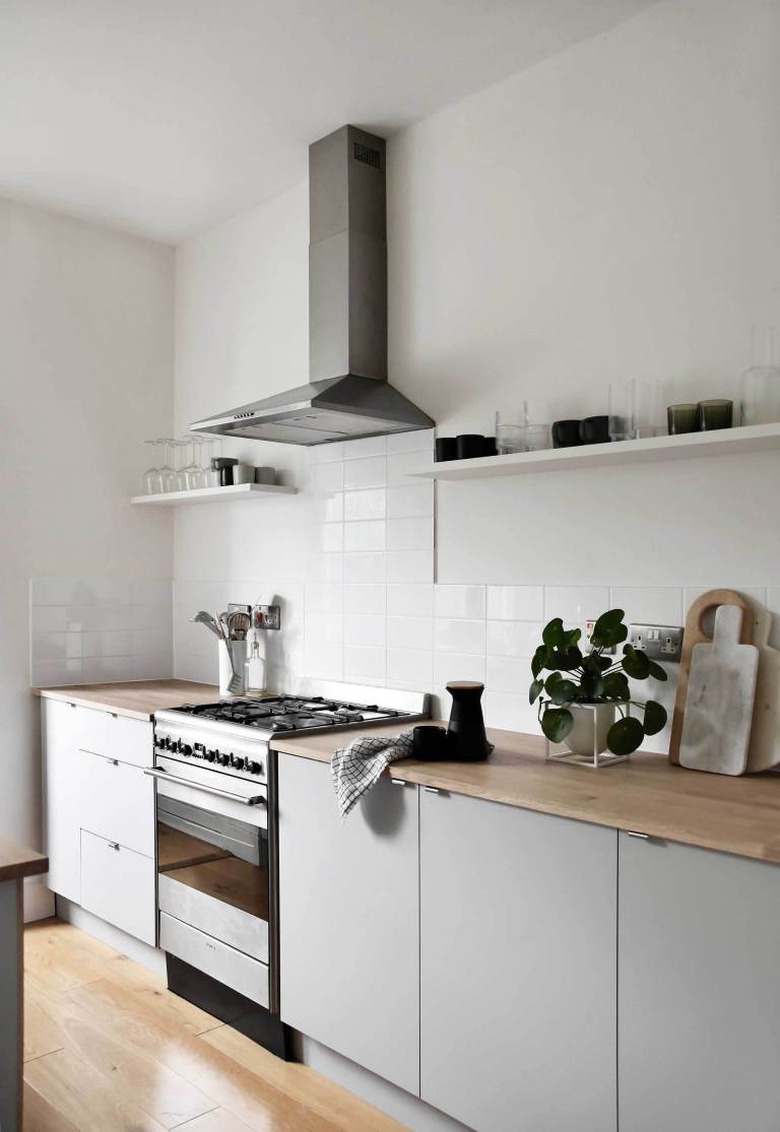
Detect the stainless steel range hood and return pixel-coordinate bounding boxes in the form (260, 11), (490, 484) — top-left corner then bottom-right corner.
(191, 126), (434, 446)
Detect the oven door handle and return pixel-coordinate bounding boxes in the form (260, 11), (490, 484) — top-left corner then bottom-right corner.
(143, 766), (267, 806)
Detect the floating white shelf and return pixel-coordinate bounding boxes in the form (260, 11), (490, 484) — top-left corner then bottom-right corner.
(131, 483), (298, 505)
(408, 423), (780, 480)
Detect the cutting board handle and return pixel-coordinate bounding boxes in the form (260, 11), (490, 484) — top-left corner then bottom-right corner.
(668, 588), (754, 765)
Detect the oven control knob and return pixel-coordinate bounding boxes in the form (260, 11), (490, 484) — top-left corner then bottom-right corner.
(164, 736), (174, 751)
(230, 754), (242, 768)
(218, 753), (230, 766)
(177, 740), (192, 756)
(205, 749), (216, 763)
(249, 761), (261, 775)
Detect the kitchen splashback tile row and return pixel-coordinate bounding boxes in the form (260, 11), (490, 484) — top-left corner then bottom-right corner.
(30, 577), (173, 687)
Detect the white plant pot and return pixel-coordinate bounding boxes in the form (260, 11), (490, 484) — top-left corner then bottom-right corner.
(564, 703), (616, 757)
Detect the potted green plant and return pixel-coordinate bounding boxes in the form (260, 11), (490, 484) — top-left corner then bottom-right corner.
(529, 609), (668, 757)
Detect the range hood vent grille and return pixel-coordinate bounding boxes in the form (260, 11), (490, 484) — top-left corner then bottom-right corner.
(353, 142), (381, 168)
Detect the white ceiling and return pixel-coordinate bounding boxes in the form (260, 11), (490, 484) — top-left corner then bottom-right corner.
(0, 0), (656, 243)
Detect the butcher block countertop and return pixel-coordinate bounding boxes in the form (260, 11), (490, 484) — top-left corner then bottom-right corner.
(271, 721), (780, 866)
(34, 679), (220, 721)
(0, 838), (48, 884)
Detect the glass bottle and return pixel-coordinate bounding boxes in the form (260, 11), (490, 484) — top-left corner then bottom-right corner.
(245, 632), (267, 699)
(740, 327), (780, 425)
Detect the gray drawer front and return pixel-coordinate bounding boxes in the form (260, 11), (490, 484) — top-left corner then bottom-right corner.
(159, 912), (269, 1007)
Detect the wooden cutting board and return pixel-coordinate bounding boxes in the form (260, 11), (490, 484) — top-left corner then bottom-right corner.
(679, 605), (759, 775)
(746, 606), (780, 773)
(669, 588), (754, 765)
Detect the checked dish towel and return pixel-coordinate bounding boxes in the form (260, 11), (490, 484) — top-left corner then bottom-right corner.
(331, 730), (415, 820)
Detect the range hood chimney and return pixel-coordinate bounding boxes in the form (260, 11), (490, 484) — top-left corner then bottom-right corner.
(191, 125), (434, 446)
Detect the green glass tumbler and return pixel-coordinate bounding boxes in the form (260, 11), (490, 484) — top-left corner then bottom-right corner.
(697, 399), (733, 431)
(667, 403), (699, 435)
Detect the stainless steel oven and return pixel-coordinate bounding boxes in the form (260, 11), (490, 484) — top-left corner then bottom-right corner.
(145, 749), (276, 1014)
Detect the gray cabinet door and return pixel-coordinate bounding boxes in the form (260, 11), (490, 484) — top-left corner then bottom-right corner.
(278, 755), (419, 1095)
(619, 833), (780, 1132)
(420, 790), (617, 1132)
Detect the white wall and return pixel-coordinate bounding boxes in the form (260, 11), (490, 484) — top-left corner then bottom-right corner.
(0, 198), (173, 898)
(173, 0), (780, 733)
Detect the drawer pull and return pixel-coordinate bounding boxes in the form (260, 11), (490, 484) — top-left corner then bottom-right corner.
(107, 842), (120, 851)
(423, 785), (442, 795)
(390, 777), (409, 787)
(627, 830), (650, 840)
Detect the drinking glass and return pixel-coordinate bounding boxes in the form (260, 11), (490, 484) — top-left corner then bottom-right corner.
(172, 440), (189, 491)
(495, 409), (525, 455)
(609, 379), (636, 442)
(740, 326), (780, 425)
(634, 379), (666, 438)
(181, 436), (206, 490)
(142, 440), (162, 494)
(522, 424), (552, 451)
(159, 439), (178, 493)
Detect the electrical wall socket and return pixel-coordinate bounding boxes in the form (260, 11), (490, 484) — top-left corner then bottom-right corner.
(628, 623), (683, 662)
(583, 621), (616, 654)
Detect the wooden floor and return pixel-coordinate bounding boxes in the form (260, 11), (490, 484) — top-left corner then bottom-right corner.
(22, 918), (406, 1131)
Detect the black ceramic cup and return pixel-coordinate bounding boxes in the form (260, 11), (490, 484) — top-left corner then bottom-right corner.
(456, 434), (487, 459)
(579, 415), (610, 444)
(552, 419), (583, 448)
(483, 436), (498, 456)
(212, 457), (239, 486)
(412, 725), (449, 761)
(435, 437), (458, 462)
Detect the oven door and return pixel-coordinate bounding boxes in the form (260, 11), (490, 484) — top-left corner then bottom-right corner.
(150, 759), (270, 966)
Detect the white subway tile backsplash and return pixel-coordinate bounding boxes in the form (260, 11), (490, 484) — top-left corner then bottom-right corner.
(343, 436), (387, 459)
(311, 461), (344, 493)
(312, 491), (344, 523)
(344, 584), (386, 616)
(434, 585), (485, 620)
(387, 648), (433, 688)
(344, 645), (386, 683)
(609, 587), (683, 626)
(131, 579), (173, 606)
(305, 641), (344, 680)
(305, 582), (343, 614)
(486, 621), (543, 658)
(434, 618), (486, 655)
(344, 552), (387, 584)
(344, 614), (387, 648)
(305, 612), (344, 645)
(433, 651), (485, 686)
(387, 450), (428, 484)
(388, 483), (433, 519)
(344, 520), (386, 553)
(307, 554), (344, 583)
(387, 517), (433, 552)
(344, 456), (386, 490)
(311, 442), (344, 463)
(486, 656), (530, 695)
(484, 692), (540, 735)
(387, 550), (433, 584)
(315, 523), (344, 554)
(387, 616), (434, 651)
(486, 586), (544, 622)
(544, 587), (610, 624)
(386, 429), (434, 454)
(387, 583), (434, 618)
(343, 489), (386, 521)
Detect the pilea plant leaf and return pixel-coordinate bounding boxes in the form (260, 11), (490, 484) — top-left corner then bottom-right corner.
(643, 699), (667, 735)
(531, 645), (548, 678)
(542, 618), (566, 649)
(647, 659), (668, 682)
(579, 669), (604, 700)
(528, 679), (545, 705)
(541, 708), (574, 743)
(590, 608), (627, 648)
(603, 671), (631, 700)
(549, 679), (577, 705)
(547, 646), (583, 671)
(607, 715), (645, 755)
(622, 644), (650, 680)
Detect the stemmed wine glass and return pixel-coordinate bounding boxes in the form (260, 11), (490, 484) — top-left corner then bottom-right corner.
(183, 436), (206, 490)
(158, 439), (178, 493)
(142, 440), (162, 494)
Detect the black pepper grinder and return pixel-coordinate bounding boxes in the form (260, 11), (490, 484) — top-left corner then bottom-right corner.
(445, 681), (491, 761)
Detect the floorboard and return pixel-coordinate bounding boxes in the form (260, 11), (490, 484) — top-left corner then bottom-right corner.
(23, 919), (407, 1132)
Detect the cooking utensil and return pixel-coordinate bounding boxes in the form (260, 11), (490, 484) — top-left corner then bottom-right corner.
(746, 606), (780, 772)
(679, 605), (758, 775)
(190, 611), (222, 638)
(227, 611), (251, 641)
(669, 589), (753, 765)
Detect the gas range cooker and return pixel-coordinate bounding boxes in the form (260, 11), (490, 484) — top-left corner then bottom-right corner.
(154, 684), (430, 783)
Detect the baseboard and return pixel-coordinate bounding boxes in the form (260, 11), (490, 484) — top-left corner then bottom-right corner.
(57, 897), (166, 977)
(299, 1035), (472, 1132)
(23, 876), (55, 923)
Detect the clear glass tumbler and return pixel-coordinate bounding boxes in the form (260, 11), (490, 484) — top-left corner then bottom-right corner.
(495, 409), (525, 454)
(142, 440), (162, 494)
(741, 326), (780, 425)
(609, 379), (636, 441)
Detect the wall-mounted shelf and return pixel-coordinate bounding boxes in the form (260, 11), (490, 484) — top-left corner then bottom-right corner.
(131, 483), (298, 505)
(409, 423), (780, 480)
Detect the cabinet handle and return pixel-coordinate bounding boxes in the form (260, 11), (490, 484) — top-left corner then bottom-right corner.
(107, 842), (120, 851)
(107, 759), (119, 766)
(390, 777), (410, 786)
(626, 830), (650, 840)
(423, 785), (442, 795)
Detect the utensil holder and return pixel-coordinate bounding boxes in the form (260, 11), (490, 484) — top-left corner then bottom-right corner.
(218, 639), (247, 696)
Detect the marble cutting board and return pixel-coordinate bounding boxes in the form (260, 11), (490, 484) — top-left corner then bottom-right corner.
(746, 606), (780, 772)
(679, 604), (759, 776)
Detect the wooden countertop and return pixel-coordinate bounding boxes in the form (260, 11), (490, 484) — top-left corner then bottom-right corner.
(0, 838), (48, 883)
(34, 679), (220, 721)
(271, 721), (780, 866)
